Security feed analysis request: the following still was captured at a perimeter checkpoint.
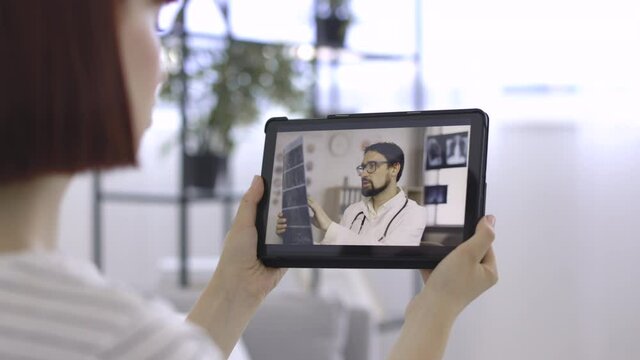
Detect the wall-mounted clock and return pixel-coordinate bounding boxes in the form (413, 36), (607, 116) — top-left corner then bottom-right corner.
(329, 133), (350, 156)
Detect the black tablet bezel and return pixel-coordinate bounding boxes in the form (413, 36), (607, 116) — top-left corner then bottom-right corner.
(257, 109), (489, 269)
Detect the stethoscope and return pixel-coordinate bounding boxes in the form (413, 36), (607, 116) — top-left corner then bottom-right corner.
(348, 198), (409, 242)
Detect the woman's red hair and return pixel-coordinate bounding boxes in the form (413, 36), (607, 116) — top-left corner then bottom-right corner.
(0, 0), (135, 184)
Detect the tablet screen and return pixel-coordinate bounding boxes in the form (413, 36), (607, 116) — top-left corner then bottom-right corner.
(265, 125), (471, 248)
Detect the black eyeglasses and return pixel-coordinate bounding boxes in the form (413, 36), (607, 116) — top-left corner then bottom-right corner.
(356, 161), (389, 175)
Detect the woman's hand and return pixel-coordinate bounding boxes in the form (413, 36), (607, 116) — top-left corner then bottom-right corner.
(417, 215), (498, 318)
(389, 215), (498, 360)
(215, 175), (287, 302)
(188, 176), (287, 358)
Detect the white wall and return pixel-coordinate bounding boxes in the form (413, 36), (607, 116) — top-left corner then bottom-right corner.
(441, 120), (640, 360)
(420, 0), (640, 356)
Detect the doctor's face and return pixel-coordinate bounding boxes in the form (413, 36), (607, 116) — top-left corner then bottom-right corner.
(359, 151), (394, 197)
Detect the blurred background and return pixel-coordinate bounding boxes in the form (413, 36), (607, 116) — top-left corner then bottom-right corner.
(58, 0), (640, 359)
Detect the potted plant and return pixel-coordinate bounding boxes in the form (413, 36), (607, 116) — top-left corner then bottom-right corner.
(160, 3), (309, 191)
(315, 0), (353, 48)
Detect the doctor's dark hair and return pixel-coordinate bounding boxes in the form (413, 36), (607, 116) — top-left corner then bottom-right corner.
(364, 142), (405, 181)
(0, 0), (135, 184)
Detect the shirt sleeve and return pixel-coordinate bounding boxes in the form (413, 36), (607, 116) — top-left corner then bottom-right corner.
(98, 301), (223, 360)
(315, 202), (356, 245)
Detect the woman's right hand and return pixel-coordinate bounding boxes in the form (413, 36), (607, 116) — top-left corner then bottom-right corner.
(388, 215), (497, 360)
(417, 215), (498, 318)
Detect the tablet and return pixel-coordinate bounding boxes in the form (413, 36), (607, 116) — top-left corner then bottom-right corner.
(257, 109), (489, 269)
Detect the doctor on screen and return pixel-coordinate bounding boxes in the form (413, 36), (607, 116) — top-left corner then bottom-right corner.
(277, 142), (427, 246)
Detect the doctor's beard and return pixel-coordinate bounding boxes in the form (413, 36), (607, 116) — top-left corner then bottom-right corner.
(361, 176), (391, 197)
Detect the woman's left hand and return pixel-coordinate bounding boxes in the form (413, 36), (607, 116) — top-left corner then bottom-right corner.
(188, 176), (287, 357)
(215, 175), (287, 303)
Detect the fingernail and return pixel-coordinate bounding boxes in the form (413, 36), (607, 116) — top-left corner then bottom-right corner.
(487, 215), (496, 226)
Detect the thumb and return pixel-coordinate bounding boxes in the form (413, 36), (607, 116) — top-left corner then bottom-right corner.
(232, 176), (264, 229)
(462, 215), (496, 262)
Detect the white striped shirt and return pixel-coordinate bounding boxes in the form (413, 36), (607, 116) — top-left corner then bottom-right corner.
(0, 251), (222, 360)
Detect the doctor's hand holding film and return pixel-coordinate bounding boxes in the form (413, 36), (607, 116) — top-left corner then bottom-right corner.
(388, 215), (498, 360)
(275, 197), (333, 235)
(307, 197), (332, 231)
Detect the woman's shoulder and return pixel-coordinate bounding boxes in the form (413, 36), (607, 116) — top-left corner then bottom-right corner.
(0, 250), (147, 314)
(0, 251), (222, 359)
